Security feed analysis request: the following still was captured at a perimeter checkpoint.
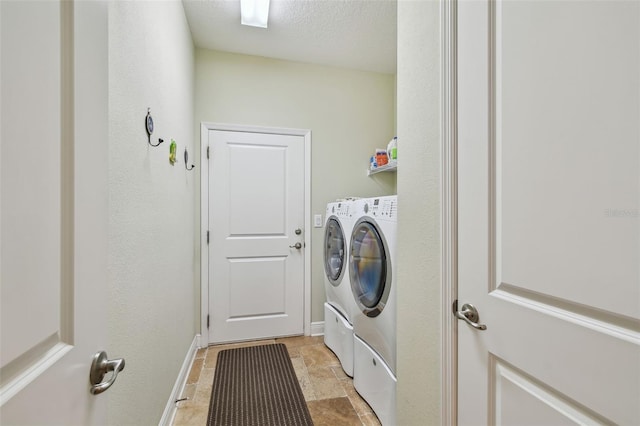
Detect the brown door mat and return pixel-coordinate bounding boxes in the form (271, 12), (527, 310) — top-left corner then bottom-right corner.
(207, 343), (314, 426)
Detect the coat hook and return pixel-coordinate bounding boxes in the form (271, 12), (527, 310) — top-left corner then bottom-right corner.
(184, 148), (195, 171)
(145, 108), (163, 147)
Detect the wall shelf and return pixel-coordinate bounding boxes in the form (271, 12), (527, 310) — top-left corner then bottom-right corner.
(367, 161), (397, 176)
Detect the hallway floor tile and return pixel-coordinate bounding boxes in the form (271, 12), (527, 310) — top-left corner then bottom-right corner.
(171, 336), (381, 426)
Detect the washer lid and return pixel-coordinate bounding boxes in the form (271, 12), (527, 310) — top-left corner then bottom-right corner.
(324, 217), (346, 286)
(349, 219), (391, 317)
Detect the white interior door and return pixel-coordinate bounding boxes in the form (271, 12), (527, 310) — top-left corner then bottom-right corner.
(0, 1), (110, 423)
(458, 0), (639, 424)
(207, 129), (306, 344)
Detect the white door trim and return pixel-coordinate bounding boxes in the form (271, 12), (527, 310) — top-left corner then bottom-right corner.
(200, 122), (312, 344)
(441, 0), (458, 424)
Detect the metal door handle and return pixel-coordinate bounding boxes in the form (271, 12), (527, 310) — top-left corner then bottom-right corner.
(454, 301), (487, 330)
(89, 351), (125, 395)
(289, 242), (302, 249)
(295, 228), (302, 235)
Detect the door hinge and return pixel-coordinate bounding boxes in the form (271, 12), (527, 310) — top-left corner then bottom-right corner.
(206, 231), (209, 244)
(206, 146), (210, 159)
(207, 314), (210, 329)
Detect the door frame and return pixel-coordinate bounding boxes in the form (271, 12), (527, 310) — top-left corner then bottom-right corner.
(199, 122), (312, 345)
(441, 0), (458, 424)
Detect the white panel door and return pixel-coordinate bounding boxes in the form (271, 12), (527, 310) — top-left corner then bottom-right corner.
(458, 0), (639, 424)
(208, 130), (305, 344)
(0, 0), (110, 424)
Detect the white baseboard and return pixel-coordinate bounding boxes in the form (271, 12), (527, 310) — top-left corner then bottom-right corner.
(158, 334), (200, 426)
(310, 321), (324, 336)
(196, 333), (204, 349)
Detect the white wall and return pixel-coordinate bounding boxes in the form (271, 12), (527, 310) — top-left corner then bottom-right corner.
(195, 49), (396, 323)
(396, 0), (442, 424)
(108, 1), (196, 424)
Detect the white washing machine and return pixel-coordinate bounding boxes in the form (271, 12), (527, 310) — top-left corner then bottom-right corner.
(322, 199), (358, 376)
(349, 195), (397, 426)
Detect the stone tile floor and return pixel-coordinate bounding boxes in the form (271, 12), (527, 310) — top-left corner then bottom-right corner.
(171, 335), (382, 426)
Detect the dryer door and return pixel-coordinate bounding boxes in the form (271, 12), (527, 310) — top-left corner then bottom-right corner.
(349, 219), (391, 317)
(324, 217), (346, 286)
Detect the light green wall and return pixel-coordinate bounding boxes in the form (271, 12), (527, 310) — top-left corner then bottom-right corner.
(195, 49), (396, 323)
(108, 1), (196, 424)
(397, 0), (442, 424)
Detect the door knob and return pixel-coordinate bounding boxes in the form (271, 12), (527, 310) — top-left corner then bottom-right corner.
(89, 351), (125, 395)
(289, 242), (302, 249)
(295, 228), (302, 235)
(453, 301), (487, 330)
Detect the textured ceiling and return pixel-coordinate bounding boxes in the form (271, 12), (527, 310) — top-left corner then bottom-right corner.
(182, 0), (397, 74)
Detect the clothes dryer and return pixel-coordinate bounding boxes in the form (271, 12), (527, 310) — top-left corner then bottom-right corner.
(322, 199), (358, 376)
(323, 200), (356, 321)
(349, 195), (397, 426)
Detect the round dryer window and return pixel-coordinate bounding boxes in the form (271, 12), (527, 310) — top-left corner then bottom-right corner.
(349, 220), (391, 317)
(324, 218), (346, 285)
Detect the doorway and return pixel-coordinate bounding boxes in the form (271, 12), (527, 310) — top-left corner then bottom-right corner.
(200, 124), (312, 345)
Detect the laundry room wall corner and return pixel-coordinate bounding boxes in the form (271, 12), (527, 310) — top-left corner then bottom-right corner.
(396, 0), (443, 424)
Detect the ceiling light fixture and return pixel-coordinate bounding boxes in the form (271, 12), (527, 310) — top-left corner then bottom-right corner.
(240, 0), (270, 28)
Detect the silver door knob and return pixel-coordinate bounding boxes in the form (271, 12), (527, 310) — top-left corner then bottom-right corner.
(289, 242), (302, 249)
(454, 301), (487, 330)
(295, 228), (302, 235)
(89, 351), (125, 395)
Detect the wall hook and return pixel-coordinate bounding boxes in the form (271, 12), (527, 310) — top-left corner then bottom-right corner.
(145, 108), (163, 147)
(184, 148), (195, 171)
